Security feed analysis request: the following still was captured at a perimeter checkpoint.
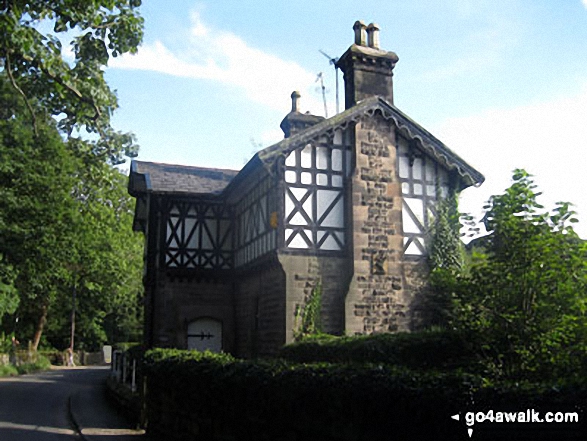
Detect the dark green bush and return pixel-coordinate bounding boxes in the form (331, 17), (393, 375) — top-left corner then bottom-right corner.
(143, 349), (587, 440)
(143, 348), (483, 440)
(278, 329), (480, 371)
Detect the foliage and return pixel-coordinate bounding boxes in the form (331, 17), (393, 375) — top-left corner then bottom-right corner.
(293, 281), (323, 341)
(279, 329), (479, 370)
(432, 170), (587, 381)
(144, 348), (478, 440)
(0, 86), (80, 348)
(0, 254), (18, 323)
(143, 348), (586, 441)
(15, 354), (52, 374)
(0, 76), (144, 351)
(428, 192), (464, 271)
(0, 1), (144, 351)
(0, 0), (143, 164)
(14, 354), (52, 374)
(0, 332), (15, 353)
(41, 162), (144, 351)
(425, 193), (467, 327)
(0, 364), (18, 376)
(114, 342), (141, 352)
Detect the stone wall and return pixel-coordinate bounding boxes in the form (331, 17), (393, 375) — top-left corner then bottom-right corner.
(279, 254), (350, 343)
(151, 275), (235, 352)
(345, 113), (427, 335)
(234, 261), (286, 358)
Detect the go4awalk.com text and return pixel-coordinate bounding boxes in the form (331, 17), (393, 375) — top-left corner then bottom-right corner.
(451, 408), (581, 438)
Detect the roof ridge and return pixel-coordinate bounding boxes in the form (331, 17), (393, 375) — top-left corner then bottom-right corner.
(133, 160), (240, 174)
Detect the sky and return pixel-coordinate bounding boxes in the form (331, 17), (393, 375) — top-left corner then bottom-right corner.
(105, 0), (587, 238)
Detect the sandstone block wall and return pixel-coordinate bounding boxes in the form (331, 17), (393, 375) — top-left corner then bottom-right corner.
(345, 114), (426, 335)
(279, 254), (350, 344)
(234, 263), (287, 358)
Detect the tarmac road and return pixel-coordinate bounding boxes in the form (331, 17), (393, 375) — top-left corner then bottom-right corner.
(0, 366), (146, 441)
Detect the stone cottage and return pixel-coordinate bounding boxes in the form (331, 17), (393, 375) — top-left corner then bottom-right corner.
(128, 21), (484, 358)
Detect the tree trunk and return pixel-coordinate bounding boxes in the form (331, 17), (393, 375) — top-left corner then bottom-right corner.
(31, 304), (48, 351)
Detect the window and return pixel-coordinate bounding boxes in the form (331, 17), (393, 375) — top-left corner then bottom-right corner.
(398, 135), (449, 257)
(163, 200), (232, 269)
(234, 174), (277, 267)
(283, 130), (350, 252)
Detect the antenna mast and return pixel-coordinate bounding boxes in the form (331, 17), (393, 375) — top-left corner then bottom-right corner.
(316, 72), (328, 118)
(319, 50), (340, 114)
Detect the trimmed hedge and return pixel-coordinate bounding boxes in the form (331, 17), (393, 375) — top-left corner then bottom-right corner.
(277, 330), (481, 371)
(143, 349), (586, 441)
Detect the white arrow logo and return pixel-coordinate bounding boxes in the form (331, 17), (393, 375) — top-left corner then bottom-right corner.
(451, 414), (474, 438)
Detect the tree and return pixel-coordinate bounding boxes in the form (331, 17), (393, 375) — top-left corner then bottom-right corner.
(0, 1), (144, 350)
(431, 170), (587, 380)
(0, 85), (80, 349)
(0, 254), (18, 323)
(0, 0), (143, 164)
(44, 162), (144, 351)
(0, 68), (144, 350)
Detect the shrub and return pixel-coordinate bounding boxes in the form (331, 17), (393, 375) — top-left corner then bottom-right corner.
(278, 329), (480, 371)
(143, 348), (480, 440)
(143, 349), (587, 441)
(432, 171), (587, 382)
(16, 354), (51, 375)
(0, 364), (18, 376)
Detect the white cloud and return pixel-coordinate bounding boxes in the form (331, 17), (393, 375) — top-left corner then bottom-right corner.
(583, 0), (587, 9)
(110, 11), (325, 115)
(435, 85), (587, 238)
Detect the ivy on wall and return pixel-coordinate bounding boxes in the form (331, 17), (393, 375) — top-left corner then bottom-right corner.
(294, 281), (322, 341)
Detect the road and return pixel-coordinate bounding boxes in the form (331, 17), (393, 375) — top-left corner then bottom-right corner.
(0, 366), (141, 441)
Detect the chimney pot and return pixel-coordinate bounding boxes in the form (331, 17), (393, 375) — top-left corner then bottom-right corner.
(353, 20), (367, 46)
(336, 20), (399, 108)
(291, 90), (301, 113)
(367, 23), (380, 49)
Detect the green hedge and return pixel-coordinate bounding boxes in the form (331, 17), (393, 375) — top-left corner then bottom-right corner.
(143, 349), (586, 441)
(144, 349), (463, 440)
(277, 330), (480, 370)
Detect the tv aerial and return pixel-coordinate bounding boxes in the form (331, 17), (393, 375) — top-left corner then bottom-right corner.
(319, 50), (340, 115)
(316, 72), (328, 118)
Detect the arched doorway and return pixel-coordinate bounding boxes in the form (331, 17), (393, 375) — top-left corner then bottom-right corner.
(187, 318), (222, 352)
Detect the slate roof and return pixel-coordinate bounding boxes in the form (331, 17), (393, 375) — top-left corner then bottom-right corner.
(129, 161), (239, 196)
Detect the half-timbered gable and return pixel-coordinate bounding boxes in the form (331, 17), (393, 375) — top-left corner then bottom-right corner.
(129, 21), (484, 357)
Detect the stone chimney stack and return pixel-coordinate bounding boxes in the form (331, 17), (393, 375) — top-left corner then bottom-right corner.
(336, 21), (399, 108)
(280, 91), (324, 138)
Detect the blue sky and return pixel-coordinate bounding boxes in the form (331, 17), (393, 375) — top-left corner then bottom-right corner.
(106, 0), (587, 238)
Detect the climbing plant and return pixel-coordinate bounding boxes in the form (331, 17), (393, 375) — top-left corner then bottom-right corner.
(294, 281), (323, 341)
